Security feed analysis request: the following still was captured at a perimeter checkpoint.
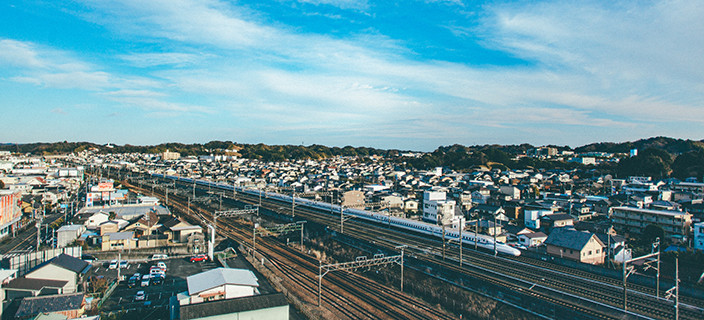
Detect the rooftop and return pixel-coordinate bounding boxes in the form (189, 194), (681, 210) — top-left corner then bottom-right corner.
(187, 268), (259, 296)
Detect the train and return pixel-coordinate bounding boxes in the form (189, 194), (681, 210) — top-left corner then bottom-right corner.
(152, 173), (521, 256)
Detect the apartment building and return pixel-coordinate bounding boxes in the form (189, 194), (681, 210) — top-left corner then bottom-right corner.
(611, 206), (692, 240)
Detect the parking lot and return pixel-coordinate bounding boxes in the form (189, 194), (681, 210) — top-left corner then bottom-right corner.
(89, 256), (220, 317)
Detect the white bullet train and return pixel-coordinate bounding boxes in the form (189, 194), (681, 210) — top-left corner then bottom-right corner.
(153, 174), (521, 256)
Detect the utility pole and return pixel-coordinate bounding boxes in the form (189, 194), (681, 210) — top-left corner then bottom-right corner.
(291, 190), (296, 218)
(475, 217), (479, 250)
(675, 257), (679, 320)
(459, 222), (463, 266)
(493, 213), (497, 257)
(442, 221), (446, 261)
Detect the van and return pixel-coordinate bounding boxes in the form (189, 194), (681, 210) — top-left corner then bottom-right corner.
(150, 254), (168, 261)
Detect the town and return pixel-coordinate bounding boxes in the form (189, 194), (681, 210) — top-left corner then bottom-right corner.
(0, 139), (703, 320)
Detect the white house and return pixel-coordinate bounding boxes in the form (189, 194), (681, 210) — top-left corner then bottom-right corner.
(524, 209), (552, 230)
(56, 225), (85, 248)
(85, 212), (109, 230)
(518, 232), (548, 247)
(180, 268), (260, 305)
(422, 191), (455, 225)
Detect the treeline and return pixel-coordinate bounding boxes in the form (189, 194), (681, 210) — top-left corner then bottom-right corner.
(2, 137), (703, 180)
(393, 144), (585, 172)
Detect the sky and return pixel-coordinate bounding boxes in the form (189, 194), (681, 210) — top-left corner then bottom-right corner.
(1, 0), (703, 151)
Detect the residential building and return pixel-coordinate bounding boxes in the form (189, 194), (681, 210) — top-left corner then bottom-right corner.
(13, 293), (85, 319)
(518, 232), (547, 247)
(24, 254), (89, 294)
(544, 229), (605, 265)
(694, 222), (704, 252)
(56, 225), (85, 248)
(0, 190), (22, 240)
(611, 206), (693, 241)
(422, 191), (456, 225)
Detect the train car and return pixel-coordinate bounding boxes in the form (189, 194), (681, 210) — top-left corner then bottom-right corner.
(151, 174), (520, 256)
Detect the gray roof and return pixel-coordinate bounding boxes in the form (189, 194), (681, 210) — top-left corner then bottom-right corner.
(104, 231), (134, 241)
(29, 254), (89, 276)
(79, 203), (171, 220)
(14, 293), (84, 318)
(187, 268), (259, 296)
(179, 293), (287, 320)
(57, 224), (83, 232)
(5, 278), (68, 291)
(544, 229), (603, 251)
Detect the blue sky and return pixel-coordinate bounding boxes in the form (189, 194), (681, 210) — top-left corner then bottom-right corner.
(1, 0), (703, 151)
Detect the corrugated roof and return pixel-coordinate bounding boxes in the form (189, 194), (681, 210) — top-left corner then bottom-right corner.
(180, 293), (287, 320)
(51, 254), (90, 274)
(544, 229), (602, 251)
(187, 268), (258, 296)
(104, 231), (134, 241)
(14, 293), (84, 318)
(5, 278), (68, 291)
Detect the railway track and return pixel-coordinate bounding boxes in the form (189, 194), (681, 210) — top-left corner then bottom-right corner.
(117, 171), (704, 320)
(230, 188), (704, 320)
(124, 180), (456, 320)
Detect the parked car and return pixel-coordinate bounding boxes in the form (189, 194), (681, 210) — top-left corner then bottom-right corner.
(135, 291), (146, 301)
(190, 254), (208, 263)
(141, 275), (151, 287)
(108, 260), (118, 269)
(151, 254), (168, 261)
(81, 254), (96, 263)
(149, 267), (165, 276)
(119, 260), (129, 269)
(127, 276), (138, 288)
(156, 261), (167, 271)
(151, 274), (164, 285)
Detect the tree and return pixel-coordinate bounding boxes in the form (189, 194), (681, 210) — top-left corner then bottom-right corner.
(671, 149), (704, 180)
(0, 180), (4, 189)
(641, 224), (664, 244)
(108, 211), (117, 220)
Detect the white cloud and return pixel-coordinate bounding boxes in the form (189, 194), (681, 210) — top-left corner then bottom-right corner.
(119, 52), (210, 67)
(298, 0), (368, 10)
(0, 39), (46, 68)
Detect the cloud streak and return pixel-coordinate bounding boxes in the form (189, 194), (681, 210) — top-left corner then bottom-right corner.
(1, 1), (702, 149)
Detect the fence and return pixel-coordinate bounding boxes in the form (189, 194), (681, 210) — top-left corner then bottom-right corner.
(1, 246), (82, 276)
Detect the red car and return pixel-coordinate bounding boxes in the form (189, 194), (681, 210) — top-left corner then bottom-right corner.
(190, 254), (208, 262)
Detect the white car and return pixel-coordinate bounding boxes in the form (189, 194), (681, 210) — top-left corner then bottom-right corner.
(135, 291), (146, 301)
(151, 254), (168, 261)
(156, 261), (167, 272)
(141, 275), (151, 287)
(108, 260), (118, 269)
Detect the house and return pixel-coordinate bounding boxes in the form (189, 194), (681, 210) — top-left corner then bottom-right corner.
(4, 278), (69, 300)
(544, 229), (605, 265)
(101, 231), (136, 251)
(470, 204), (508, 221)
(56, 225), (85, 248)
(13, 293), (85, 319)
(540, 213), (574, 233)
(123, 210), (161, 238)
(99, 220), (128, 235)
(518, 232), (547, 247)
(24, 254), (89, 294)
(84, 212), (109, 230)
(180, 268), (260, 305)
(162, 218), (203, 243)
